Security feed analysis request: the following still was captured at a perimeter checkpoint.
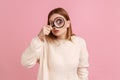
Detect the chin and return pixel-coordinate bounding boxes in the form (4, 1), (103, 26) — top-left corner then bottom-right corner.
(53, 32), (62, 37)
(53, 34), (61, 37)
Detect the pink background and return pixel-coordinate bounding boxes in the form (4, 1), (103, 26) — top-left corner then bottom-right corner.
(0, 0), (120, 80)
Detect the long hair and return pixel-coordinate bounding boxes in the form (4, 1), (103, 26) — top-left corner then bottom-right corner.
(46, 7), (74, 43)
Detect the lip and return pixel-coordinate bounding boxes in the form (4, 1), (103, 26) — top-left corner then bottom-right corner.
(54, 30), (59, 33)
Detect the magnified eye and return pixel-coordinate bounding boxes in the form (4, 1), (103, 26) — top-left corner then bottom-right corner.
(54, 17), (65, 28)
(56, 18), (63, 25)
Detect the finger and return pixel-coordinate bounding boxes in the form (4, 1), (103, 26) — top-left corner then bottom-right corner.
(49, 25), (53, 30)
(47, 25), (53, 30)
(45, 31), (50, 35)
(44, 30), (50, 35)
(43, 25), (52, 35)
(46, 27), (51, 31)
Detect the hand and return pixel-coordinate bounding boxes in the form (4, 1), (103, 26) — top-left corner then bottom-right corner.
(38, 25), (53, 41)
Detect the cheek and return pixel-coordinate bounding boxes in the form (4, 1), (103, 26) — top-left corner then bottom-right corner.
(61, 25), (68, 31)
(60, 23), (68, 32)
(59, 28), (67, 34)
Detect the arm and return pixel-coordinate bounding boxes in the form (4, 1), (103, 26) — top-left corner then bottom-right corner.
(77, 39), (89, 80)
(21, 36), (43, 68)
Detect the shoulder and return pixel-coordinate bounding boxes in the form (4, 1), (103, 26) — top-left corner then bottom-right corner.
(71, 35), (86, 43)
(71, 35), (87, 45)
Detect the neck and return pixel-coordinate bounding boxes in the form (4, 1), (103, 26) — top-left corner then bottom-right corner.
(57, 35), (66, 40)
(56, 31), (67, 40)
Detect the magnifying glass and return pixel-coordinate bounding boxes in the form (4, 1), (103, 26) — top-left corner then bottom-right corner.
(51, 17), (65, 28)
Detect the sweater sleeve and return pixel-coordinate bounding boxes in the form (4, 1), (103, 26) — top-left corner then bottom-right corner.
(77, 38), (89, 80)
(21, 36), (43, 68)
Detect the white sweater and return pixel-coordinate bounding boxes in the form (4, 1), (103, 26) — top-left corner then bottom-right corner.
(21, 36), (89, 80)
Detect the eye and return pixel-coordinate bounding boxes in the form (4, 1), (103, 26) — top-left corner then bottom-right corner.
(56, 18), (63, 25)
(54, 17), (65, 28)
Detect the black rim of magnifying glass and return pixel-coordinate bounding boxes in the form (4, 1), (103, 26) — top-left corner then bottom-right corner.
(51, 17), (65, 28)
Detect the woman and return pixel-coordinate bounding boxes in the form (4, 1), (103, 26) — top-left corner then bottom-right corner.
(21, 7), (89, 80)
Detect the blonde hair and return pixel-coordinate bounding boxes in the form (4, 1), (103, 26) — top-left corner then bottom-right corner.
(46, 7), (75, 43)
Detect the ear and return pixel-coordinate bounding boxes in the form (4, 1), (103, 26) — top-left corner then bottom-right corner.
(66, 20), (70, 28)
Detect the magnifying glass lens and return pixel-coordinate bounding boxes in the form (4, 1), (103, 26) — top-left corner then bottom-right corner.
(54, 17), (65, 28)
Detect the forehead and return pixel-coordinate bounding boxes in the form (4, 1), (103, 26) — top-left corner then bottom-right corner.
(49, 13), (65, 21)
